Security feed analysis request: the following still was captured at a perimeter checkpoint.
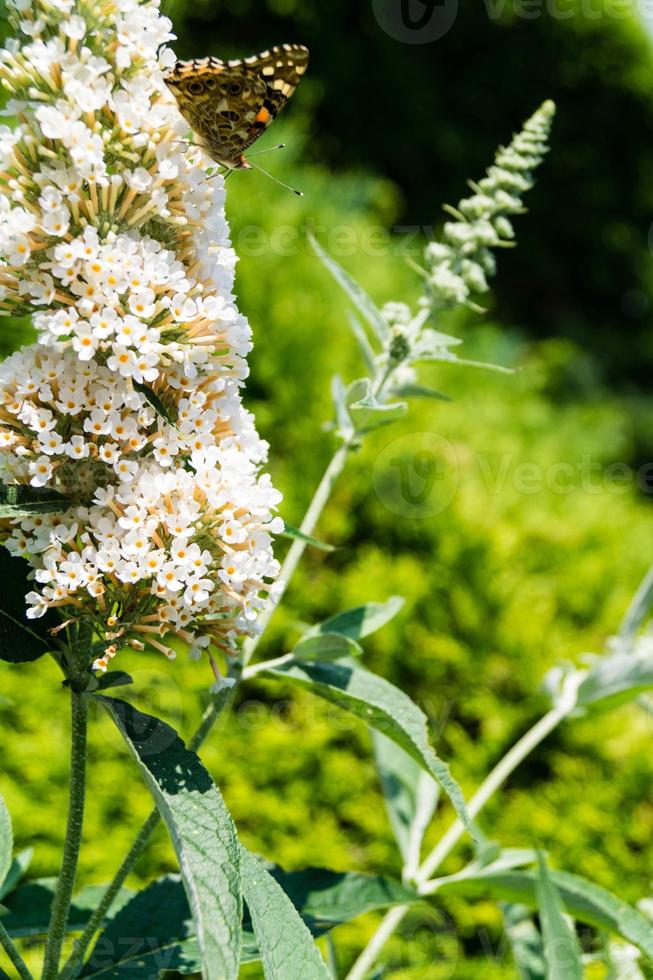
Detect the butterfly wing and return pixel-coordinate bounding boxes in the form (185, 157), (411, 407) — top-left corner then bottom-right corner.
(164, 44), (309, 169)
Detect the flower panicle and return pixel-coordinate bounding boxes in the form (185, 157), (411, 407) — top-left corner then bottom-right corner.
(423, 100), (556, 311)
(0, 0), (283, 679)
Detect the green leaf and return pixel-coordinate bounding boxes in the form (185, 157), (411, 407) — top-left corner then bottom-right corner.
(241, 849), (331, 979)
(82, 874), (198, 978)
(0, 554), (59, 663)
(372, 732), (439, 873)
(99, 696), (242, 980)
(258, 659), (470, 832)
(95, 671), (134, 692)
(331, 375), (354, 439)
(0, 794), (12, 895)
(435, 863), (653, 961)
(241, 868), (418, 963)
(0, 849), (32, 902)
(293, 633), (363, 662)
(133, 381), (178, 427)
(536, 853), (582, 980)
(268, 867), (419, 930)
(502, 904), (546, 980)
(346, 378), (407, 433)
(86, 939), (200, 977)
(393, 383), (451, 402)
(576, 650), (653, 711)
(280, 524), (335, 553)
(346, 311), (377, 373)
(308, 232), (389, 342)
(306, 596), (404, 641)
(0, 879), (134, 937)
(0, 483), (69, 518)
(619, 565), (653, 639)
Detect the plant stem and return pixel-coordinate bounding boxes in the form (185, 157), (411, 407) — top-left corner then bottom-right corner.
(0, 921), (32, 980)
(60, 689), (241, 978)
(242, 439), (353, 668)
(41, 690), (88, 980)
(61, 438), (356, 977)
(344, 704), (569, 980)
(58, 810), (159, 980)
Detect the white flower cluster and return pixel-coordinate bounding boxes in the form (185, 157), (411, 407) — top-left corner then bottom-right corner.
(0, 0), (282, 676)
(423, 101), (555, 311)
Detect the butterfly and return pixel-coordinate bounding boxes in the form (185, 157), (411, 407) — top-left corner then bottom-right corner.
(163, 44), (310, 171)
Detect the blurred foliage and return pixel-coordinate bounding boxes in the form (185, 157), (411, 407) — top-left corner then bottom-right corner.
(3, 123), (653, 976)
(166, 0), (653, 386)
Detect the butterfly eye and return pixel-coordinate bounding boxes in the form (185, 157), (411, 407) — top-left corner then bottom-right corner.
(230, 83), (242, 96)
(188, 81), (204, 95)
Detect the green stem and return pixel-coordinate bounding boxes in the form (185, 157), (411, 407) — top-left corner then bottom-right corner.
(41, 690), (88, 980)
(344, 704), (570, 980)
(61, 438), (356, 977)
(59, 685), (239, 979)
(0, 920), (32, 980)
(242, 439), (353, 668)
(58, 810), (159, 980)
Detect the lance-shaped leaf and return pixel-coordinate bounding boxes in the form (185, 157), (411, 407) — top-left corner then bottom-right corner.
(258, 659), (470, 832)
(619, 564), (653, 639)
(0, 554), (59, 663)
(346, 311), (377, 374)
(82, 875), (199, 978)
(393, 383), (451, 403)
(0, 483), (69, 518)
(0, 848), (32, 902)
(372, 731), (439, 874)
(434, 861), (653, 961)
(280, 524), (335, 553)
(241, 849), (330, 980)
(99, 696), (242, 980)
(306, 596), (404, 642)
(133, 380), (178, 428)
(502, 903), (545, 980)
(536, 854), (582, 979)
(1, 879), (134, 937)
(0, 794), (12, 894)
(293, 633), (362, 663)
(575, 649), (653, 712)
(267, 867), (419, 931)
(346, 378), (407, 434)
(309, 232), (389, 342)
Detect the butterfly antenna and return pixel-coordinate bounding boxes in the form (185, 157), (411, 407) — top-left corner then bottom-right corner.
(249, 161), (303, 197)
(247, 144), (286, 157)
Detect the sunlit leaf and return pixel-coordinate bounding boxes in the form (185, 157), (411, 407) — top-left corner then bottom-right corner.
(258, 659), (470, 832)
(241, 849), (331, 979)
(309, 232), (389, 342)
(306, 596), (404, 641)
(536, 853), (582, 979)
(280, 524), (335, 553)
(100, 697), (242, 980)
(373, 732), (439, 873)
(293, 633), (362, 662)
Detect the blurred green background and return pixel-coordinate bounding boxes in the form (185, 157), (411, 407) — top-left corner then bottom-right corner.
(3, 0), (653, 977)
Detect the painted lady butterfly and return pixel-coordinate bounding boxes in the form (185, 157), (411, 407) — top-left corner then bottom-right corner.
(164, 44), (309, 171)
